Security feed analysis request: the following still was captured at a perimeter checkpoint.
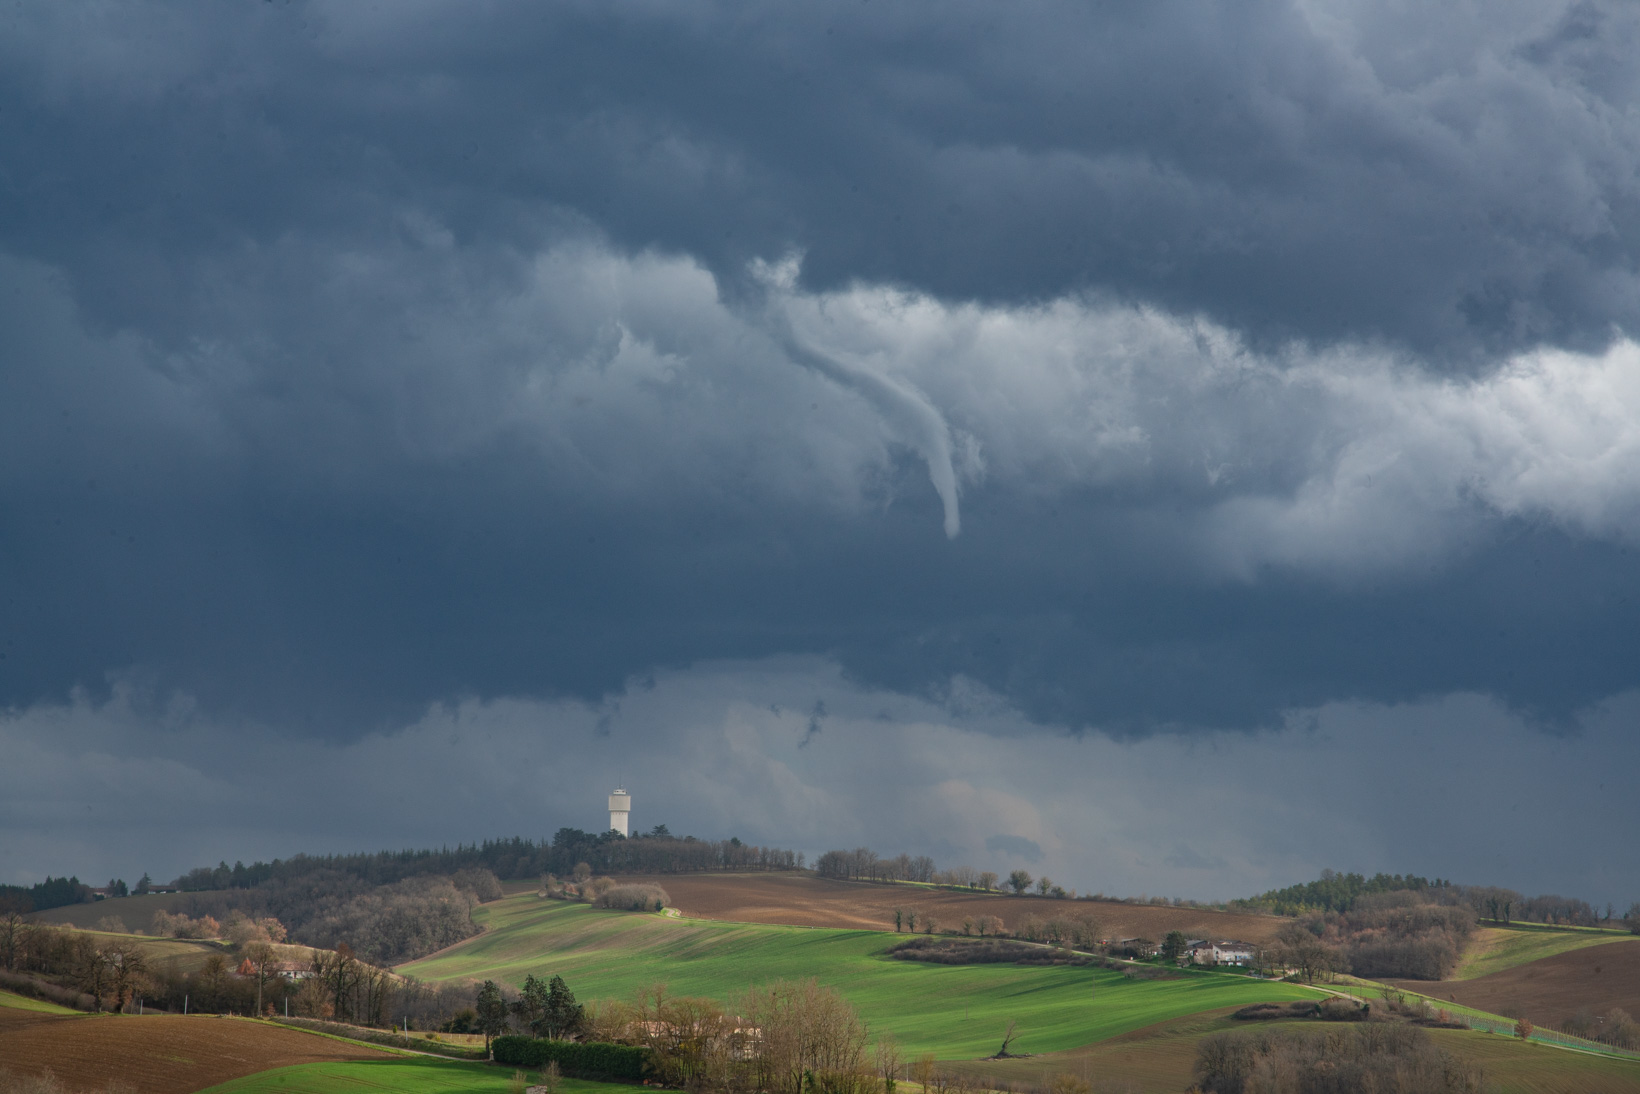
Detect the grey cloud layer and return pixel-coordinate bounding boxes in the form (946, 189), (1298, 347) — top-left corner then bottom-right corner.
(4, 662), (1636, 907)
(3, 0), (1640, 903)
(5, 241), (1640, 734)
(3, 1), (1639, 357)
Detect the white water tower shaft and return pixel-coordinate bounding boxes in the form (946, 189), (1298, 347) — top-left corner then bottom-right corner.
(609, 788), (631, 837)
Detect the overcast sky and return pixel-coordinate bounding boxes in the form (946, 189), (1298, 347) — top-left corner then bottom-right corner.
(3, 1), (1639, 908)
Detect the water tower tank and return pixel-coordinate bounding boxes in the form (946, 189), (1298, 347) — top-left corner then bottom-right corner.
(608, 788), (631, 837)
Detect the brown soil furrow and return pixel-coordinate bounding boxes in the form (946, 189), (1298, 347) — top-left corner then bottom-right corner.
(1392, 937), (1640, 1030)
(0, 1012), (391, 1094)
(617, 871), (1285, 943)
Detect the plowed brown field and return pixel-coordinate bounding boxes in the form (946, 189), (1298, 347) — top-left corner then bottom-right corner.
(621, 872), (1286, 944)
(0, 1009), (390, 1094)
(1393, 938), (1640, 1029)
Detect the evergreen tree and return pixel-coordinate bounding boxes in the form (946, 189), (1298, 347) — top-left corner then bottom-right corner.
(475, 979), (510, 1055)
(544, 974), (584, 1039)
(511, 974), (552, 1037)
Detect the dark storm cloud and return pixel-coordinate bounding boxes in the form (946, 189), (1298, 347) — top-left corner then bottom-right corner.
(2, 1), (1638, 357)
(3, 0), (1640, 750)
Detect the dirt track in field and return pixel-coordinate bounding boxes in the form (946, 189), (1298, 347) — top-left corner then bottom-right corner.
(620, 872), (1286, 944)
(0, 1009), (391, 1094)
(1392, 938), (1640, 1029)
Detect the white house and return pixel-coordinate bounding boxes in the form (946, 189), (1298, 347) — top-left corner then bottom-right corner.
(1190, 941), (1255, 966)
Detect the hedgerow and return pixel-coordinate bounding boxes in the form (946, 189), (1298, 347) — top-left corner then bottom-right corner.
(490, 1036), (653, 1079)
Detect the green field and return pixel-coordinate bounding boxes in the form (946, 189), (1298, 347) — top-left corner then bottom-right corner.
(0, 988), (81, 1015)
(1452, 924), (1635, 981)
(399, 897), (1319, 1059)
(198, 1059), (633, 1093)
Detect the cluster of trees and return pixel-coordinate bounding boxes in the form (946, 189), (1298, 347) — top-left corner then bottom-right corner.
(467, 974), (587, 1052)
(1458, 886), (1628, 928)
(2, 904), (489, 1031)
(815, 849), (1079, 899)
(1195, 1024), (1484, 1094)
(1003, 870), (1072, 898)
(584, 979), (874, 1094)
(1254, 891), (1476, 982)
(888, 936), (1096, 967)
(816, 849), (937, 883)
(928, 865), (1000, 890)
(297, 875), (492, 965)
(559, 829), (803, 875)
(145, 869), (500, 966)
(1563, 1006), (1640, 1050)
(1237, 869), (1636, 931)
(167, 831), (803, 900)
(540, 870), (671, 913)
(149, 910), (223, 939)
(1235, 870), (1455, 916)
(0, 918), (149, 1013)
(169, 839), (539, 892)
(1010, 913), (1101, 948)
(0, 876), (96, 914)
(479, 975), (882, 1094)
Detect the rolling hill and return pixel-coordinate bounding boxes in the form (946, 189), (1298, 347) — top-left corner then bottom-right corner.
(398, 893), (1318, 1059)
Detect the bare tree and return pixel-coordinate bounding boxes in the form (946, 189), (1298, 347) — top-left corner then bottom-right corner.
(103, 940), (149, 1013)
(243, 940), (282, 1017)
(991, 1019), (1021, 1058)
(875, 1034), (903, 1094)
(1272, 923), (1343, 984)
(75, 939), (111, 1012)
(0, 907), (25, 971)
(739, 978), (870, 1094)
(195, 953), (231, 1012)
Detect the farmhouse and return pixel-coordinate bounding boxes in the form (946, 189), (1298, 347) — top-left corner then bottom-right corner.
(1189, 940), (1255, 966)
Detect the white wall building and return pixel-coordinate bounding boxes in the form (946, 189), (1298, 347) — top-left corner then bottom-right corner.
(609, 788), (631, 837)
(1189, 941), (1255, 966)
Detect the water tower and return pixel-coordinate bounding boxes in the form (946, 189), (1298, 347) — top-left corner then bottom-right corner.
(608, 788), (631, 837)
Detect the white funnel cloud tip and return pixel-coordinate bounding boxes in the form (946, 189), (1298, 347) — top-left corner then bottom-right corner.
(750, 255), (964, 538)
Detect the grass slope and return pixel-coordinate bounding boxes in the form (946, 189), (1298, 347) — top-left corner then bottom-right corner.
(1422, 1027), (1640, 1094)
(400, 897), (1318, 1059)
(0, 989), (81, 1015)
(1453, 924), (1633, 981)
(198, 1059), (633, 1094)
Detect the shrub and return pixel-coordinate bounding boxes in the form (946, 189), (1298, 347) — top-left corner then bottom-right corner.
(591, 883), (669, 912)
(1600, 1008), (1639, 1050)
(887, 937), (1093, 966)
(150, 911), (220, 940)
(1196, 1025), (1483, 1094)
(1316, 998), (1368, 1022)
(1231, 1002), (1317, 1021)
(490, 1037), (653, 1079)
